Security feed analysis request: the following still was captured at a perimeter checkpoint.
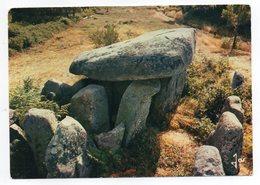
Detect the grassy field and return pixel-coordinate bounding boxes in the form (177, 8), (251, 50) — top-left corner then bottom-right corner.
(9, 7), (252, 176)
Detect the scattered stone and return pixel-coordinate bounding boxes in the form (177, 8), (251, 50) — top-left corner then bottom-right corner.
(45, 116), (90, 178)
(115, 80), (160, 146)
(70, 84), (110, 134)
(10, 124), (38, 178)
(207, 112), (243, 175)
(232, 71), (244, 89)
(70, 28), (196, 81)
(23, 108), (58, 177)
(94, 122), (125, 151)
(193, 145), (225, 176)
(9, 109), (19, 125)
(41, 79), (72, 105)
(222, 96), (244, 124)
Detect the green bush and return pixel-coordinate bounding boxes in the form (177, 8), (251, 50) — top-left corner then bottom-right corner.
(193, 116), (216, 142)
(9, 77), (67, 126)
(9, 16), (77, 53)
(89, 24), (119, 48)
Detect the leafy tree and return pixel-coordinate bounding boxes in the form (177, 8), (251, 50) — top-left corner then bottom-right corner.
(221, 5), (250, 52)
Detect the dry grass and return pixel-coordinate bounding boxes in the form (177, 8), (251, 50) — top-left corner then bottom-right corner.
(155, 129), (198, 177)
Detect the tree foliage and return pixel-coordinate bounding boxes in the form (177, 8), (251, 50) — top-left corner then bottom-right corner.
(221, 5), (250, 51)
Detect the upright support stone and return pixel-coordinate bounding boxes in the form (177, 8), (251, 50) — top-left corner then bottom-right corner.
(45, 116), (90, 178)
(193, 145), (225, 176)
(206, 111), (243, 175)
(222, 96), (244, 124)
(70, 84), (110, 134)
(23, 108), (58, 177)
(115, 80), (160, 146)
(148, 71), (186, 126)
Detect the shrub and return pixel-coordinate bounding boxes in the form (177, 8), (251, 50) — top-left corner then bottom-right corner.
(9, 77), (67, 126)
(185, 54), (233, 122)
(193, 116), (216, 142)
(89, 24), (119, 48)
(221, 37), (232, 49)
(59, 17), (72, 25)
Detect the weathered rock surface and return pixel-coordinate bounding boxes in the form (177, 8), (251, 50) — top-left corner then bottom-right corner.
(222, 96), (244, 124)
(41, 79), (75, 105)
(45, 116), (90, 178)
(193, 145), (225, 176)
(10, 124), (38, 178)
(232, 71), (244, 89)
(148, 71), (186, 126)
(70, 84), (110, 134)
(94, 122), (125, 151)
(206, 111), (243, 175)
(23, 108), (58, 177)
(70, 28), (196, 81)
(9, 109), (19, 125)
(115, 80), (160, 146)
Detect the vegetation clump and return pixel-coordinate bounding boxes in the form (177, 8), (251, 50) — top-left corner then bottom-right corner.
(89, 24), (119, 48)
(9, 77), (68, 125)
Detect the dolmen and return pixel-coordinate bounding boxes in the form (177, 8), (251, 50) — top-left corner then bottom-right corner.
(43, 28), (196, 148)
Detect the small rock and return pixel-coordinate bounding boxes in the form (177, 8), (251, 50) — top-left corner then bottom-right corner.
(94, 123), (125, 151)
(45, 116), (90, 178)
(207, 112), (243, 175)
(193, 145), (225, 176)
(23, 108), (58, 177)
(222, 96), (244, 124)
(70, 84), (110, 134)
(232, 71), (244, 89)
(115, 80), (160, 146)
(9, 109), (19, 125)
(10, 124), (38, 178)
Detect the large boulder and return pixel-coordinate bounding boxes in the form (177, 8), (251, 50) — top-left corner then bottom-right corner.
(45, 116), (90, 178)
(23, 108), (58, 177)
(193, 145), (225, 176)
(70, 84), (110, 134)
(115, 80), (160, 146)
(10, 124), (38, 178)
(222, 96), (244, 124)
(206, 112), (243, 175)
(94, 122), (125, 152)
(232, 71), (244, 89)
(70, 28), (196, 81)
(41, 79), (72, 105)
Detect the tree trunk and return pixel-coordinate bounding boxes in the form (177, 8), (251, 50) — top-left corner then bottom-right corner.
(231, 32), (238, 53)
